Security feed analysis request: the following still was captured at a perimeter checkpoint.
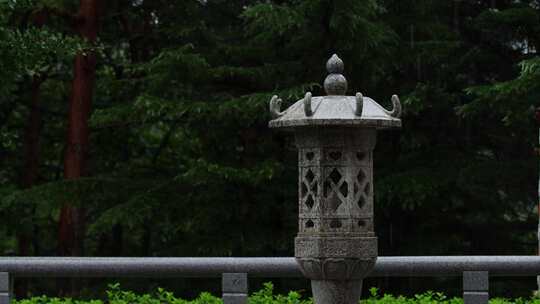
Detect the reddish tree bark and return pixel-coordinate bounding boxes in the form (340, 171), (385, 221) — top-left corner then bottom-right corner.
(21, 78), (44, 191)
(19, 7), (49, 257)
(15, 75), (46, 298)
(16, 10), (49, 297)
(58, 0), (101, 257)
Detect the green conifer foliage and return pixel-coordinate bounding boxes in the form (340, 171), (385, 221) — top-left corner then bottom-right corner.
(0, 0), (540, 296)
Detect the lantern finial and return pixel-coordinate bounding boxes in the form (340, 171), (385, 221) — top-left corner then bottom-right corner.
(324, 54), (347, 95)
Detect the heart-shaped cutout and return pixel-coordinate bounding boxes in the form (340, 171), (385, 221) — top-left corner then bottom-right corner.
(329, 151), (341, 161)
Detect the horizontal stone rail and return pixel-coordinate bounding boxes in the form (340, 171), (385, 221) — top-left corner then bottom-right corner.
(0, 256), (539, 304)
(0, 256), (538, 277)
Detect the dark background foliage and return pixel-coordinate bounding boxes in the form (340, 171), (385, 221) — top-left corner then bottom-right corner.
(1, 0), (540, 300)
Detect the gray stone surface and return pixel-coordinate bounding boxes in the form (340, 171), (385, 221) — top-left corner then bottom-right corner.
(464, 292), (489, 304)
(304, 92), (313, 116)
(268, 95), (401, 129)
(355, 93), (363, 116)
(222, 294), (248, 304)
(296, 258), (376, 280)
(0, 256), (539, 277)
(386, 95), (402, 118)
(222, 273), (248, 293)
(324, 54), (348, 96)
(0, 273), (9, 292)
(268, 54), (403, 304)
(269, 95), (285, 119)
(222, 273), (248, 304)
(293, 127), (379, 287)
(463, 271), (488, 291)
(311, 280), (363, 304)
(268, 55), (402, 130)
(295, 237), (377, 258)
(0, 294), (10, 304)
(0, 273), (11, 304)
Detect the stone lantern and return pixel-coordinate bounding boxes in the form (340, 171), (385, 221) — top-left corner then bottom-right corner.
(268, 54), (402, 304)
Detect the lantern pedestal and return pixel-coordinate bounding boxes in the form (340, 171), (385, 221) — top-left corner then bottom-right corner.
(296, 254), (376, 304)
(311, 280), (363, 304)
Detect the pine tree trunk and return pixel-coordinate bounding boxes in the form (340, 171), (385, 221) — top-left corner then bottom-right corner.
(16, 76), (45, 298)
(58, 0), (100, 258)
(17, 8), (49, 297)
(22, 77), (43, 193)
(20, 80), (42, 226)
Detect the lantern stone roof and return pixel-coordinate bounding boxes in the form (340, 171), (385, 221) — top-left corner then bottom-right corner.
(268, 54), (402, 129)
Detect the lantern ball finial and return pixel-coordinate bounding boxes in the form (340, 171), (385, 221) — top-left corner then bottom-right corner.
(326, 54), (344, 73)
(324, 54), (347, 95)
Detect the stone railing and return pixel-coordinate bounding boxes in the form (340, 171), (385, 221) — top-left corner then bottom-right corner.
(1, 256), (539, 304)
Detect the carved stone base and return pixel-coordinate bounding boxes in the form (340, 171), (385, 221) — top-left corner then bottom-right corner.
(311, 280), (363, 304)
(295, 237), (377, 259)
(296, 257), (376, 280)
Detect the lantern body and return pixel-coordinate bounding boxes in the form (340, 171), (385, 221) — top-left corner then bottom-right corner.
(295, 128), (377, 282)
(294, 128), (377, 304)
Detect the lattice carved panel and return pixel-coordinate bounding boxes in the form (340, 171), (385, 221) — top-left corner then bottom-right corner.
(296, 129), (376, 236)
(299, 167), (320, 214)
(353, 167), (371, 212)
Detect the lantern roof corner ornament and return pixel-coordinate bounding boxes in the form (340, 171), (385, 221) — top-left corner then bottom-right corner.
(268, 54), (402, 129)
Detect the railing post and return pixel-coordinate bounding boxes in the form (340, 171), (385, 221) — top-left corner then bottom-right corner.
(222, 273), (248, 304)
(0, 272), (12, 304)
(463, 271), (489, 304)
